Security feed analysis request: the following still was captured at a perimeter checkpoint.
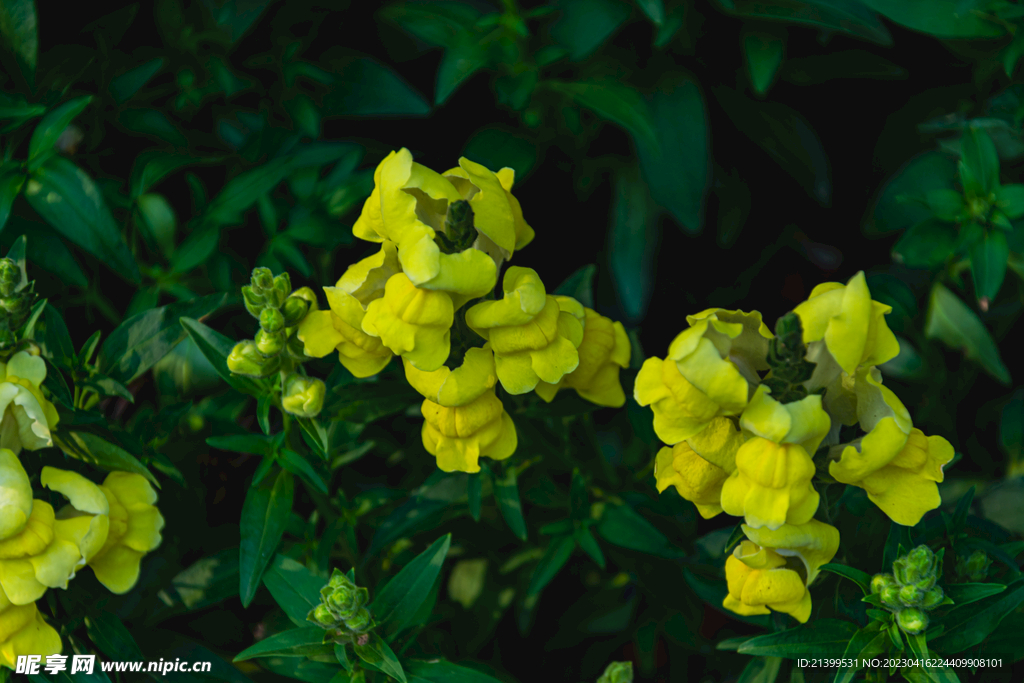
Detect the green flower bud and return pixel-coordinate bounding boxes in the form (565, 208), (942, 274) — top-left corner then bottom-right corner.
(328, 567), (350, 589)
(344, 608), (371, 633)
(899, 584), (924, 607)
(896, 607), (928, 635)
(880, 585), (902, 610)
(260, 307), (286, 334)
(922, 586), (945, 610)
(904, 546), (935, 584)
(964, 550), (992, 582)
(312, 604), (336, 628)
(251, 267), (274, 292)
(289, 286), (319, 310)
(893, 558), (909, 585)
(915, 575), (936, 591)
(871, 573), (896, 595)
(282, 374), (326, 418)
(256, 329), (287, 357)
(328, 586), (354, 614)
(0, 259), (20, 297)
(268, 273), (291, 308)
(242, 285), (265, 318)
(227, 340), (280, 377)
(597, 661), (633, 683)
(281, 296), (310, 327)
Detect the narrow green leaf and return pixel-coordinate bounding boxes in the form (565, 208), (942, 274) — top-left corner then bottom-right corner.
(925, 189), (966, 221)
(33, 301), (75, 368)
(738, 619), (858, 659)
(743, 30), (784, 96)
(240, 469), (295, 608)
(596, 502), (683, 558)
(27, 96), (93, 170)
(234, 627), (330, 661)
(548, 80), (657, 148)
(553, 264), (597, 309)
(493, 466), (528, 541)
(859, 0), (1003, 39)
(994, 184), (1024, 219)
(724, 0), (891, 45)
(526, 535), (575, 598)
(819, 563), (872, 594)
(574, 526), (606, 569)
(468, 474), (482, 522)
(0, 0), (37, 85)
(354, 632), (406, 683)
(569, 469), (588, 522)
(737, 656), (781, 683)
(930, 578), (1024, 654)
(321, 57), (430, 118)
(84, 612), (144, 662)
(404, 659), (505, 683)
(961, 127), (1001, 196)
(635, 0), (664, 24)
(372, 534), (451, 638)
(867, 151), (958, 236)
(608, 165), (657, 323)
(263, 554), (327, 627)
(944, 582), (1005, 606)
(55, 431), (159, 487)
(180, 317), (268, 396)
(925, 282), (1011, 385)
(436, 36), (487, 105)
(948, 486), (975, 536)
(25, 157), (140, 282)
(110, 58), (165, 104)
(279, 449), (328, 494)
(207, 433), (276, 456)
(970, 230), (1009, 307)
(205, 156), (298, 226)
(0, 172), (24, 232)
(170, 223), (220, 273)
(548, 0), (630, 61)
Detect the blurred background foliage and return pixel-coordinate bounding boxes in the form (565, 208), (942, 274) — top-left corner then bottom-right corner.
(2, 0), (1024, 681)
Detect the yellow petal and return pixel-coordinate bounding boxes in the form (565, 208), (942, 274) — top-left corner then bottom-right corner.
(0, 450), (31, 541)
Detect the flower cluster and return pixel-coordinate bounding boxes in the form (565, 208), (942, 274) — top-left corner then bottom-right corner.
(228, 268), (325, 418)
(870, 545), (950, 635)
(298, 149), (631, 472)
(636, 273), (954, 623)
(0, 448), (164, 667)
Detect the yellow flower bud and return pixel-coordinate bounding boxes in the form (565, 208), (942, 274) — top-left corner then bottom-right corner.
(282, 375), (326, 418)
(720, 437), (819, 530)
(465, 268), (581, 395)
(0, 352), (59, 455)
(227, 340), (279, 377)
(362, 273), (454, 373)
(0, 599), (62, 669)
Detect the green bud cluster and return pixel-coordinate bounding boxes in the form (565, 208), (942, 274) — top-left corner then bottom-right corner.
(308, 568), (375, 642)
(0, 258), (36, 351)
(435, 200), (477, 254)
(871, 545), (950, 635)
(957, 550), (992, 582)
(761, 312), (819, 405)
(228, 268), (316, 378)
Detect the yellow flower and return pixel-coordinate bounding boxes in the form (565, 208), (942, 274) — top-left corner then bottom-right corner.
(297, 242), (398, 378)
(723, 541), (812, 622)
(654, 417), (744, 519)
(793, 271), (900, 382)
(352, 149), (532, 301)
(720, 437), (819, 530)
(465, 268), (582, 395)
(535, 301), (631, 407)
(827, 369), (952, 525)
(408, 348), (518, 473)
(0, 351), (60, 455)
(0, 599), (61, 669)
(740, 384), (832, 456)
(0, 450), (31, 540)
(362, 273), (454, 372)
(741, 519), (840, 587)
(634, 309), (772, 445)
(85, 473), (164, 594)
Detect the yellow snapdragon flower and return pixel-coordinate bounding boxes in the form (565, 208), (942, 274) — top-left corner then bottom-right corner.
(654, 417), (744, 518)
(362, 273), (454, 373)
(793, 271), (900, 384)
(724, 541), (812, 623)
(741, 519), (840, 587)
(0, 351), (59, 455)
(465, 268), (582, 395)
(634, 309), (772, 445)
(535, 300), (631, 407)
(86, 473), (165, 594)
(720, 437), (819, 530)
(740, 385), (832, 456)
(0, 450), (31, 540)
(297, 241), (398, 378)
(0, 597), (61, 669)
(828, 368), (952, 526)
(405, 348), (517, 473)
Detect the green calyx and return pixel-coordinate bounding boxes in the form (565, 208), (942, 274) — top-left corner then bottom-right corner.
(435, 200), (478, 254)
(761, 312), (819, 404)
(870, 545), (951, 632)
(308, 568), (376, 641)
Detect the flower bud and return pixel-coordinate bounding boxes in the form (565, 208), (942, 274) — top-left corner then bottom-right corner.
(871, 573), (896, 595)
(268, 273), (291, 308)
(313, 604), (336, 627)
(896, 607), (928, 635)
(227, 340), (280, 377)
(963, 550), (992, 581)
(328, 568), (349, 589)
(922, 586), (945, 610)
(904, 546), (935, 584)
(251, 267), (274, 292)
(880, 585), (902, 610)
(899, 584), (924, 607)
(242, 285), (265, 318)
(597, 662), (633, 683)
(344, 608), (371, 633)
(281, 296), (310, 327)
(0, 258), (20, 297)
(260, 307), (286, 335)
(289, 286), (319, 309)
(915, 575), (936, 591)
(256, 329), (287, 357)
(282, 374), (325, 418)
(893, 558), (909, 585)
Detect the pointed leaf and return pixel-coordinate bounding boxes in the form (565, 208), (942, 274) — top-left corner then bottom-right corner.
(110, 58), (165, 104)
(436, 36), (487, 105)
(743, 30), (784, 95)
(0, 172), (24, 232)
(944, 582), (1006, 607)
(234, 627), (331, 661)
(55, 430), (159, 487)
(492, 466), (528, 541)
(372, 534), (451, 638)
(860, 0), (1003, 39)
(548, 80), (656, 148)
(868, 151), (958, 236)
(970, 229), (1008, 306)
(322, 57), (430, 118)
(526, 534), (575, 598)
(0, 0), (38, 85)
(263, 554), (328, 627)
(180, 317), (269, 396)
(961, 127), (1001, 195)
(608, 165), (657, 323)
(596, 502), (683, 558)
(925, 282), (1010, 385)
(819, 563), (872, 594)
(240, 469), (294, 607)
(738, 619), (858, 659)
(404, 659), (505, 683)
(84, 612), (144, 662)
(354, 632), (406, 683)
(28, 96), (92, 170)
(931, 578), (1024, 654)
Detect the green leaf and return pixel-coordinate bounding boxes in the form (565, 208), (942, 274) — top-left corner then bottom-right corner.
(596, 502), (683, 558)
(526, 535), (575, 599)
(948, 485), (975, 536)
(970, 229), (1009, 307)
(833, 629), (887, 683)
(944, 582), (1006, 606)
(180, 317), (268, 396)
(170, 222), (219, 274)
(0, 172), (24, 232)
(961, 127), (1001, 196)
(743, 30), (784, 96)
(25, 157), (140, 282)
(574, 526), (606, 569)
(892, 218), (957, 268)
(553, 264), (596, 309)
(240, 469), (294, 608)
(608, 165), (657, 324)
(207, 433), (276, 456)
(548, 80), (657, 148)
(931, 578), (1024, 654)
(467, 472), (482, 522)
(372, 534), (451, 638)
(819, 563), (872, 594)
(925, 282), (1010, 385)
(322, 57), (430, 117)
(738, 619), (858, 659)
(11, 220), (88, 288)
(84, 612), (144, 662)
(868, 151), (959, 236)
(1002, 389), (1024, 462)
(436, 35), (488, 105)
(461, 128), (536, 182)
(234, 627), (331, 661)
(354, 632), (406, 683)
(635, 0), (664, 24)
(279, 448), (329, 495)
(98, 293), (225, 385)
(205, 156), (299, 227)
(548, 0), (630, 61)
(55, 431), (159, 487)
(723, 0), (891, 45)
(131, 152), (214, 198)
(0, 0), (37, 85)
(149, 547), (239, 622)
(110, 58), (164, 104)
(492, 465), (528, 541)
(404, 659), (505, 683)
(379, 2), (481, 48)
(883, 519), (914, 571)
(34, 301), (75, 368)
(994, 184), (1024, 219)
(263, 554), (327, 627)
(926, 189), (966, 221)
(136, 192), (177, 254)
(636, 74), (709, 235)
(859, 0), (1004, 38)
(27, 96), (92, 170)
